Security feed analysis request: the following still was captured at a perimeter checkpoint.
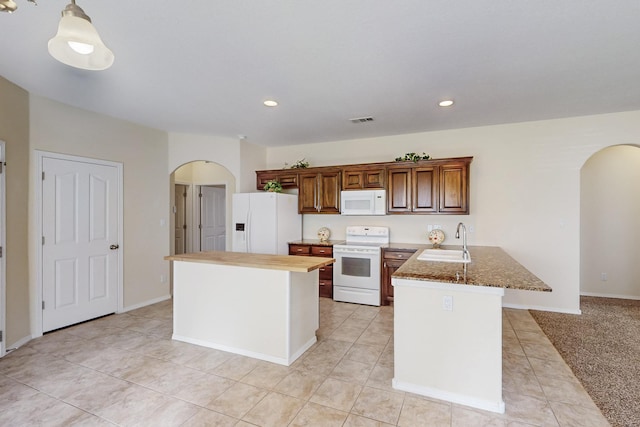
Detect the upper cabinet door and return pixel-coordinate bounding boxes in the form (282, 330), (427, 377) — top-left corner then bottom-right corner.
(298, 170), (341, 214)
(318, 170), (341, 213)
(387, 168), (412, 212)
(412, 166), (438, 213)
(298, 172), (320, 213)
(256, 171), (298, 191)
(342, 167), (385, 190)
(439, 161), (468, 214)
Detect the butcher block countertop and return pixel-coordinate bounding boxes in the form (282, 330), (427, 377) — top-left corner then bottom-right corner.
(393, 245), (552, 292)
(165, 251), (335, 272)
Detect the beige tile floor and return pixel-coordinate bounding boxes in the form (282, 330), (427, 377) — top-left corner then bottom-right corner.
(0, 298), (610, 426)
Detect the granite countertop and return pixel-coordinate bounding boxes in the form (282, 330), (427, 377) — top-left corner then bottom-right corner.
(165, 251), (334, 272)
(392, 245), (552, 292)
(288, 239), (346, 246)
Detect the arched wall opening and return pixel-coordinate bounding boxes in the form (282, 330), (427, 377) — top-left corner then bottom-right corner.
(580, 144), (640, 300)
(169, 160), (236, 257)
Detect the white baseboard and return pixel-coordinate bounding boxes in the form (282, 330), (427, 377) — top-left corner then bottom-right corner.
(392, 378), (505, 414)
(172, 334), (316, 366)
(502, 302), (581, 315)
(4, 334), (33, 356)
(580, 292), (640, 301)
(121, 294), (171, 313)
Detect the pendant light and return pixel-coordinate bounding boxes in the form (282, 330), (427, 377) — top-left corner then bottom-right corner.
(48, 0), (114, 70)
(0, 0), (18, 13)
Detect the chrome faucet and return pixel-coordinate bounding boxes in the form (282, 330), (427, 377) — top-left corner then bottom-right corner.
(455, 222), (469, 260)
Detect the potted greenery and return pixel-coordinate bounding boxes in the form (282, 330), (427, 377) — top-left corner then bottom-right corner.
(283, 158), (310, 169)
(263, 180), (283, 193)
(394, 152), (431, 162)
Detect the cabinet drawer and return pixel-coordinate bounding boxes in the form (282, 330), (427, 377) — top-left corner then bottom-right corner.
(319, 264), (333, 280)
(289, 245), (311, 255)
(311, 246), (333, 257)
(383, 250), (415, 261)
(319, 279), (333, 298)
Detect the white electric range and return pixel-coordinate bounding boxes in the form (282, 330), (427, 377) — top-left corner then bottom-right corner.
(332, 226), (390, 306)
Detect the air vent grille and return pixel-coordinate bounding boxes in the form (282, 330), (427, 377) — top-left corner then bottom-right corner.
(349, 116), (374, 124)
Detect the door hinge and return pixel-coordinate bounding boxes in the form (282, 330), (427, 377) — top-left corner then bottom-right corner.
(0, 330), (3, 342)
(0, 246), (2, 258)
(198, 224), (202, 229)
(183, 224), (187, 230)
(183, 192), (187, 198)
(0, 162), (3, 174)
(42, 301), (45, 310)
(199, 193), (203, 198)
(42, 236), (45, 245)
(42, 171), (45, 180)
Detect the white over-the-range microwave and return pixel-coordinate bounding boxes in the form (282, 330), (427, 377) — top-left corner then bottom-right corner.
(340, 190), (386, 215)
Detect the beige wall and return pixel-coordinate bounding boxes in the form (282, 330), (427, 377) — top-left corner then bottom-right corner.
(28, 96), (170, 329)
(239, 138), (267, 193)
(266, 110), (640, 313)
(0, 77), (31, 347)
(168, 133), (266, 193)
(580, 145), (640, 299)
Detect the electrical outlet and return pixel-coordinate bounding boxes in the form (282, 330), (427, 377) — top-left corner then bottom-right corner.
(443, 295), (453, 311)
(427, 225), (433, 232)
(433, 224), (442, 230)
(601, 273), (608, 281)
(160, 274), (167, 283)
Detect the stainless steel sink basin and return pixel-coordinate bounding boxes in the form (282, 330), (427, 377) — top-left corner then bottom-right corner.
(417, 248), (471, 263)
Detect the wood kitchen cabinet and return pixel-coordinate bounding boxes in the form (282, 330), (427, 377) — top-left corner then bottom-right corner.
(289, 242), (335, 298)
(387, 157), (470, 214)
(439, 161), (469, 213)
(381, 247), (417, 306)
(342, 166), (385, 190)
(255, 170), (298, 190)
(255, 156), (472, 215)
(298, 169), (341, 214)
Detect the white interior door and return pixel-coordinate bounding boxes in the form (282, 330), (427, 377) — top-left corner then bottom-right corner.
(174, 184), (187, 254)
(200, 185), (225, 251)
(42, 157), (120, 332)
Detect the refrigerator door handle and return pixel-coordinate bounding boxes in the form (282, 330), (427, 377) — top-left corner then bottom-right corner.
(246, 210), (251, 253)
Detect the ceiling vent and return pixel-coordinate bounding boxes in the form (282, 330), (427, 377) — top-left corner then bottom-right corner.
(349, 116), (374, 124)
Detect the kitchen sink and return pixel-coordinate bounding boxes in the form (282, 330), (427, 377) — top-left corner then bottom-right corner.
(417, 248), (471, 264)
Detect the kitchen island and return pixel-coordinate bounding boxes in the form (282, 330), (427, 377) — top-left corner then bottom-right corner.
(165, 251), (334, 366)
(392, 245), (551, 414)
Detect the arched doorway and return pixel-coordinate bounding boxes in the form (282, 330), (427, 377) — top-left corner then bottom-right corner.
(170, 161), (236, 255)
(580, 145), (640, 299)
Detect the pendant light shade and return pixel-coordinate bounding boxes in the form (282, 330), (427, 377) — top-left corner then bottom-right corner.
(0, 0), (18, 13)
(48, 0), (114, 71)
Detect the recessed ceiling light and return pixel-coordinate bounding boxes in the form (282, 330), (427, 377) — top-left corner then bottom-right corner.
(263, 100), (278, 107)
(439, 100), (454, 107)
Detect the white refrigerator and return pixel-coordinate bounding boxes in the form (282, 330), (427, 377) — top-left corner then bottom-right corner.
(232, 192), (302, 255)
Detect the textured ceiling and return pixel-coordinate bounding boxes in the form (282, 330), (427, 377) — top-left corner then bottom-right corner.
(1, 1), (639, 146)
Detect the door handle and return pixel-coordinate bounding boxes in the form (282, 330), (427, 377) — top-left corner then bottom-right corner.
(110, 244), (119, 250)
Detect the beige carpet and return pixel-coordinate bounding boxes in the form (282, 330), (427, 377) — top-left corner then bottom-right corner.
(530, 296), (640, 427)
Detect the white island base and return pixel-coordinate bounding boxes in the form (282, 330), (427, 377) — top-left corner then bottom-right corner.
(392, 278), (505, 414)
(172, 261), (319, 366)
